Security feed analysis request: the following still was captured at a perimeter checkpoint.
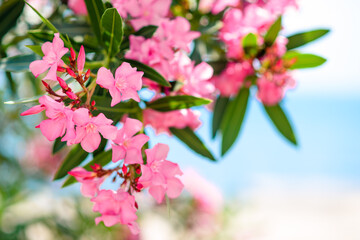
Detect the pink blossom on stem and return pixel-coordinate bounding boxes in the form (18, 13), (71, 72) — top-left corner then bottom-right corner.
(155, 17), (200, 52)
(139, 143), (184, 203)
(68, 166), (105, 197)
(29, 33), (68, 81)
(212, 0), (240, 14)
(213, 62), (254, 97)
(96, 63), (143, 107)
(68, 0), (87, 15)
(91, 189), (139, 234)
(71, 108), (117, 152)
(126, 0), (171, 31)
(112, 118), (149, 164)
(143, 109), (202, 135)
(21, 95), (75, 142)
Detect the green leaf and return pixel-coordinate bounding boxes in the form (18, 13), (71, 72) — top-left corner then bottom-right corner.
(84, 0), (105, 44)
(212, 96), (229, 138)
(62, 150), (113, 187)
(121, 25), (158, 50)
(264, 16), (282, 47)
(100, 8), (123, 58)
(283, 51), (326, 69)
(263, 104), (297, 145)
(0, 0), (25, 41)
(91, 95), (140, 122)
(0, 54), (36, 72)
(121, 58), (170, 87)
(4, 95), (41, 105)
(221, 88), (250, 156)
(286, 29), (330, 50)
(147, 95), (211, 112)
(26, 45), (44, 56)
(53, 137), (67, 154)
(170, 127), (216, 161)
(242, 33), (258, 57)
(53, 145), (89, 180)
(28, 29), (99, 53)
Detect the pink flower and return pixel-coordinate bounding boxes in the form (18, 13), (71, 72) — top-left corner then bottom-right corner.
(68, 166), (105, 197)
(182, 169), (223, 214)
(213, 62), (254, 97)
(29, 33), (68, 81)
(112, 118), (149, 164)
(68, 0), (87, 15)
(143, 109), (202, 135)
(71, 108), (117, 152)
(139, 143), (184, 203)
(155, 17), (200, 52)
(91, 189), (139, 234)
(21, 95), (75, 142)
(111, 0), (133, 18)
(126, 0), (171, 30)
(96, 63), (143, 107)
(257, 72), (295, 105)
(170, 52), (215, 98)
(212, 0), (240, 14)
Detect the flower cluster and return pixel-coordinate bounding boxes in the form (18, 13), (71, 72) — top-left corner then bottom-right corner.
(208, 0), (298, 105)
(21, 34), (184, 234)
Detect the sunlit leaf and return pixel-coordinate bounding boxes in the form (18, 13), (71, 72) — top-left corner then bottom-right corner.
(283, 51), (326, 69)
(170, 127), (216, 161)
(263, 103), (297, 145)
(147, 95), (211, 112)
(264, 16), (282, 47)
(287, 29), (330, 50)
(221, 88), (250, 156)
(84, 0), (105, 44)
(0, 54), (36, 72)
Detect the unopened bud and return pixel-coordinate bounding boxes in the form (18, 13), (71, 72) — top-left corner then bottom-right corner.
(41, 80), (50, 89)
(122, 165), (128, 175)
(91, 100), (96, 107)
(67, 68), (77, 78)
(57, 66), (66, 73)
(57, 77), (68, 90)
(136, 168), (141, 175)
(85, 69), (91, 80)
(91, 163), (101, 171)
(134, 201), (138, 209)
(66, 91), (78, 100)
(70, 48), (76, 61)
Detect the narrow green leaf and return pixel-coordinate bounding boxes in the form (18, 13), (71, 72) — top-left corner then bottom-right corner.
(242, 33), (258, 57)
(53, 145), (89, 180)
(122, 58), (170, 87)
(84, 0), (105, 44)
(0, 54), (36, 72)
(283, 51), (326, 69)
(212, 96), (229, 138)
(25, 1), (71, 48)
(91, 95), (140, 121)
(264, 16), (282, 47)
(263, 104), (297, 145)
(100, 8), (123, 58)
(221, 88), (250, 156)
(170, 127), (216, 161)
(286, 29), (330, 50)
(4, 95), (41, 105)
(147, 95), (211, 112)
(53, 137), (67, 154)
(26, 45), (44, 56)
(0, 0), (25, 40)
(62, 150), (113, 187)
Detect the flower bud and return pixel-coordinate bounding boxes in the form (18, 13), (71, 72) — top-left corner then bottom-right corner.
(57, 66), (66, 73)
(91, 100), (96, 107)
(67, 68), (77, 78)
(66, 91), (78, 100)
(122, 165), (128, 175)
(70, 48), (76, 61)
(57, 77), (68, 90)
(41, 80), (50, 89)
